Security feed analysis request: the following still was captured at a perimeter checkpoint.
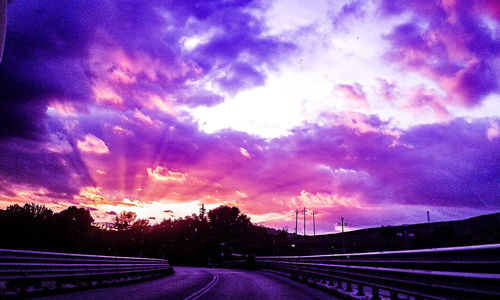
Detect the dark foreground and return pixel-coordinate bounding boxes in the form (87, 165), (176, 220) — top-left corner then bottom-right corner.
(34, 267), (337, 300)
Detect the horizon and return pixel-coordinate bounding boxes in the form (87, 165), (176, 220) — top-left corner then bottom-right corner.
(0, 0), (499, 235)
(4, 201), (499, 236)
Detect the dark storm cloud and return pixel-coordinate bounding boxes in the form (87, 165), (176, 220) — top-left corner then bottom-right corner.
(0, 0), (295, 198)
(0, 117), (94, 198)
(1, 0), (295, 137)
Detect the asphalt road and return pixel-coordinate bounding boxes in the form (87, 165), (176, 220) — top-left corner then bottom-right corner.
(34, 267), (338, 300)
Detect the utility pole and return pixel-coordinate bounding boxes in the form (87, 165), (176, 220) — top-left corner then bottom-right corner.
(338, 217), (347, 253)
(303, 207), (307, 236)
(312, 210), (317, 236)
(295, 209), (299, 235)
(427, 211), (430, 223)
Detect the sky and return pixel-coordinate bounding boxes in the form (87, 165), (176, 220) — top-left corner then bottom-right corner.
(0, 0), (499, 234)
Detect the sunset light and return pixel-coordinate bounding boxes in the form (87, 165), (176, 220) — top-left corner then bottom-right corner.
(0, 0), (498, 235)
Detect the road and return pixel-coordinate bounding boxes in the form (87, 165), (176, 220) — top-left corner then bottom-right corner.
(34, 267), (337, 300)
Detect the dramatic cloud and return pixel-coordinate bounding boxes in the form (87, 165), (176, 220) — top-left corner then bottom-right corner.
(0, 0), (498, 232)
(77, 111), (499, 228)
(0, 0), (295, 139)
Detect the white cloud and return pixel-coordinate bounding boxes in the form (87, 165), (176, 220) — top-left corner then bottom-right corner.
(77, 134), (109, 154)
(147, 166), (186, 183)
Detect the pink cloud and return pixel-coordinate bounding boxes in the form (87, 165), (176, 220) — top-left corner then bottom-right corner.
(487, 121), (500, 140)
(403, 87), (451, 120)
(75, 186), (109, 206)
(77, 134), (110, 154)
(112, 125), (134, 136)
(375, 78), (397, 102)
(90, 46), (191, 85)
(64, 114), (498, 230)
(147, 166), (186, 183)
(44, 104), (496, 231)
(335, 83), (369, 109)
(323, 112), (401, 138)
(48, 101), (80, 117)
(290, 190), (361, 210)
(133, 110), (161, 127)
(92, 83), (124, 106)
(374, 79), (452, 121)
(87, 44), (202, 112)
(240, 147), (251, 158)
(22, 92), (498, 230)
(143, 94), (176, 116)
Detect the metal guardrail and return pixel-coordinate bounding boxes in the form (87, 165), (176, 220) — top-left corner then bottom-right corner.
(0, 248), (172, 295)
(256, 243), (500, 299)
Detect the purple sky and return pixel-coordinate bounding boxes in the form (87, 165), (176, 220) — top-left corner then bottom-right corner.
(0, 0), (499, 233)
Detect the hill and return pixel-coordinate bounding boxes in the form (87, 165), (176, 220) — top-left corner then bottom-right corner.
(277, 212), (500, 255)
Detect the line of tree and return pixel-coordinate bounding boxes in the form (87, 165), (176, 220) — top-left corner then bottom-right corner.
(3, 203), (496, 263)
(0, 203), (291, 264)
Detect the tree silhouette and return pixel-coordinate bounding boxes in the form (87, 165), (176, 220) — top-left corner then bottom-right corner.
(207, 206), (251, 258)
(113, 211), (137, 230)
(5, 203), (53, 220)
(56, 206), (94, 230)
(131, 218), (150, 229)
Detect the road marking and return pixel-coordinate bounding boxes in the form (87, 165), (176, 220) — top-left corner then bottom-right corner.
(184, 274), (219, 300)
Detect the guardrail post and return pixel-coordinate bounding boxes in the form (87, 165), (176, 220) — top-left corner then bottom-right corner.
(356, 283), (365, 296)
(18, 285), (28, 298)
(56, 280), (63, 289)
(371, 286), (381, 300)
(335, 280), (343, 290)
(345, 281), (353, 292)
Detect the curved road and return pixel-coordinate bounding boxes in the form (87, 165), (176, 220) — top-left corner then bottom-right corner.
(34, 267), (337, 300)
